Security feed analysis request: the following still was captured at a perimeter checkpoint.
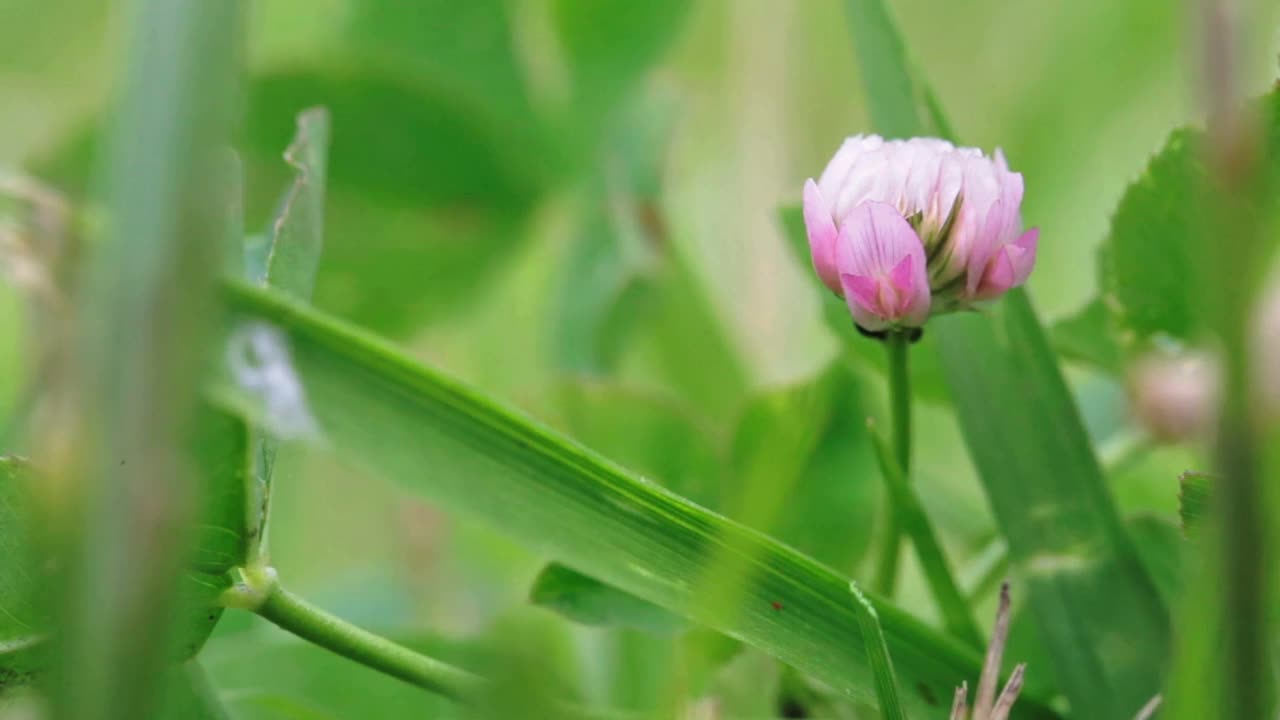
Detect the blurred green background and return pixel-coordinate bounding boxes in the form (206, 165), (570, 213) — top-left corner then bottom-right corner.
(2, 0), (1278, 716)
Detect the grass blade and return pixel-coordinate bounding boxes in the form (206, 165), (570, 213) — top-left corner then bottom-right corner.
(849, 582), (906, 720)
(866, 419), (982, 648)
(933, 294), (1172, 717)
(212, 281), (1061, 720)
(842, 0), (925, 138)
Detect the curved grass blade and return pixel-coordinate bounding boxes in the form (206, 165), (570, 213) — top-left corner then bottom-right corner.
(849, 582), (906, 720)
(211, 281), (1061, 720)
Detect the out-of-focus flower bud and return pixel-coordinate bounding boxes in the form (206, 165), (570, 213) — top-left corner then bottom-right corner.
(1129, 352), (1219, 442)
(803, 135), (1038, 331)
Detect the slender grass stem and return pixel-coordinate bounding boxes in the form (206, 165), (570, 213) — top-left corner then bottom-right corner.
(874, 331), (911, 595)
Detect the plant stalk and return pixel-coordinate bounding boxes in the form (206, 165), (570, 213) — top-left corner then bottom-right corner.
(874, 330), (912, 594)
(248, 575), (480, 701)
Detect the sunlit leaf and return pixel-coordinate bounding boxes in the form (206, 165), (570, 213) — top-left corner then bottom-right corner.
(212, 282), (1061, 720)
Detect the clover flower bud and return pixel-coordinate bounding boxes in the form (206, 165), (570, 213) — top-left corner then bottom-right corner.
(803, 135), (1038, 330)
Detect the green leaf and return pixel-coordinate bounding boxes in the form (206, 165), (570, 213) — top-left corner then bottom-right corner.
(0, 458), (44, 686)
(1051, 297), (1123, 372)
(175, 406), (252, 659)
(31, 65), (542, 338)
(777, 205), (951, 404)
(723, 363), (879, 573)
(756, 366), (879, 572)
(933, 292), (1172, 718)
(530, 563), (686, 635)
(212, 282), (1061, 720)
(1099, 90), (1280, 349)
(849, 582), (907, 720)
(247, 107), (329, 300)
(241, 64), (546, 212)
(552, 97), (672, 375)
(1099, 129), (1207, 346)
(241, 107), (332, 566)
(343, 0), (554, 193)
(551, 0), (690, 152)
(614, 249), (751, 423)
(554, 380), (723, 508)
(1178, 471), (1212, 541)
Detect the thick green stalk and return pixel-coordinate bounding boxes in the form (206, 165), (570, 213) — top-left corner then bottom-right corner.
(51, 2), (242, 719)
(874, 331), (911, 594)
(233, 568), (480, 701)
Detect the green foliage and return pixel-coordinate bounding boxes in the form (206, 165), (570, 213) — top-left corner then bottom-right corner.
(849, 582), (907, 720)
(156, 662), (232, 720)
(934, 296), (1171, 718)
(0, 458), (44, 684)
(842, 0), (925, 139)
(177, 408), (252, 657)
(1098, 89), (1280, 351)
(552, 0), (690, 148)
(245, 108), (329, 299)
(866, 422), (982, 648)
(1099, 129), (1207, 346)
(1051, 298), (1123, 372)
(1178, 471), (1212, 541)
(213, 283), (1061, 719)
(530, 563), (687, 634)
(1127, 513), (1189, 609)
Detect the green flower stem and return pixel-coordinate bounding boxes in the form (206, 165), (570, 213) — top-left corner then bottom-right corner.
(867, 420), (983, 648)
(874, 331), (912, 595)
(230, 566), (480, 701)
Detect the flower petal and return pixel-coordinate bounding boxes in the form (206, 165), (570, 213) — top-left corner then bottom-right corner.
(973, 228), (1038, 300)
(802, 179), (840, 293)
(834, 201), (930, 327)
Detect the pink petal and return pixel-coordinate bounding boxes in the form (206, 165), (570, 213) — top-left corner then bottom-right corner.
(979, 245), (1019, 299)
(1010, 227), (1039, 285)
(840, 273), (890, 332)
(888, 254), (916, 297)
(842, 273), (881, 311)
(973, 228), (1037, 301)
(802, 179), (841, 293)
(834, 202), (930, 328)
